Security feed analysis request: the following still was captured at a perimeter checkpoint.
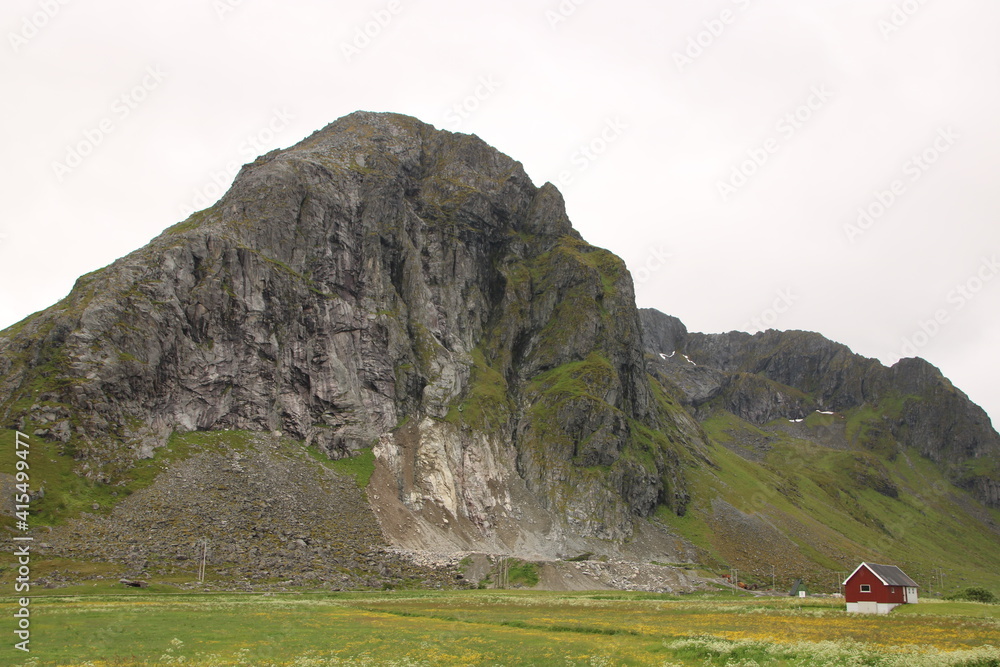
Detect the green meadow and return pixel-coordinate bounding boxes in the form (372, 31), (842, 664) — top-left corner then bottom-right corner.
(2, 591), (999, 666)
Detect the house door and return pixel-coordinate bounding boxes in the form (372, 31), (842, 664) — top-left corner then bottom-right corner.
(857, 601), (878, 614)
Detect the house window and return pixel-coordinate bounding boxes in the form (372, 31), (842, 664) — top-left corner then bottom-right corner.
(860, 585), (871, 593)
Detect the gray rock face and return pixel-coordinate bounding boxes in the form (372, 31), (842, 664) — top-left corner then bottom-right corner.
(716, 373), (815, 425)
(640, 307), (1000, 507)
(0, 112), (699, 555)
(639, 310), (688, 356)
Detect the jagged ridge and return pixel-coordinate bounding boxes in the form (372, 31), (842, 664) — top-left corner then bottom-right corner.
(640, 308), (1000, 508)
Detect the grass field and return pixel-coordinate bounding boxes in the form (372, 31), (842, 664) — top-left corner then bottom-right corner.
(2, 592), (998, 666)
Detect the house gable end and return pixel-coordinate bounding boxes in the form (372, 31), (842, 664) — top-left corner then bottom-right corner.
(844, 562), (915, 609)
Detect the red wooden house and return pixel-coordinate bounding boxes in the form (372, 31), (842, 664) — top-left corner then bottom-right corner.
(843, 562), (919, 614)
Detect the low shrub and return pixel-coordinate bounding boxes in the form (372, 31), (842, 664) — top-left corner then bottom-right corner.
(947, 586), (997, 604)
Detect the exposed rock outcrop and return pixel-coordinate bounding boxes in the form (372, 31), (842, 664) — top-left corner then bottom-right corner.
(0, 112), (702, 558)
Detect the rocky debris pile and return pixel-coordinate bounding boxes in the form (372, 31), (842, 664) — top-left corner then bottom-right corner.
(381, 547), (469, 569)
(371, 548), (706, 593)
(42, 434), (463, 590)
(532, 558), (703, 593)
(564, 559), (701, 592)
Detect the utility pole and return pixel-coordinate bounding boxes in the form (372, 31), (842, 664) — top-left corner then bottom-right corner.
(930, 568), (940, 597)
(495, 557), (508, 589)
(198, 539), (208, 583)
(771, 565), (776, 592)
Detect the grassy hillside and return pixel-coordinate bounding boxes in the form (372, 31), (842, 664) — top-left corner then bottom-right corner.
(655, 409), (1000, 595)
(4, 396), (999, 599)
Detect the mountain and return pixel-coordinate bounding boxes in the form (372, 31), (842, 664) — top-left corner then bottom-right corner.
(639, 310), (1000, 590)
(1, 111), (998, 593)
(640, 310), (1000, 508)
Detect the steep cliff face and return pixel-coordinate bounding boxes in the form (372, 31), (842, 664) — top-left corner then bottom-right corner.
(640, 308), (1000, 507)
(0, 112), (701, 557)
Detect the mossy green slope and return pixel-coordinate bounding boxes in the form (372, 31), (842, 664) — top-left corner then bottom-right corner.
(656, 408), (1000, 595)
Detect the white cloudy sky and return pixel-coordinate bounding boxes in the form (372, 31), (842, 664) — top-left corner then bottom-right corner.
(2, 0), (998, 426)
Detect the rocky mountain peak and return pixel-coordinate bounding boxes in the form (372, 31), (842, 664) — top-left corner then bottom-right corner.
(1, 112), (699, 559)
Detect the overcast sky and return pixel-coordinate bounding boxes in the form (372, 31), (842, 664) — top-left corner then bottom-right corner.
(2, 0), (998, 427)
